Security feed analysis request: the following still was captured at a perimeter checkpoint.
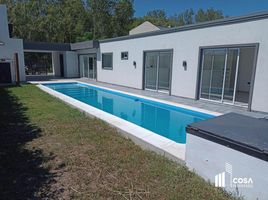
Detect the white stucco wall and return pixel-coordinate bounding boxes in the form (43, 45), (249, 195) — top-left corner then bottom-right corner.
(52, 51), (79, 78)
(52, 51), (61, 77)
(186, 133), (268, 200)
(0, 5), (25, 82)
(99, 19), (268, 113)
(64, 51), (78, 78)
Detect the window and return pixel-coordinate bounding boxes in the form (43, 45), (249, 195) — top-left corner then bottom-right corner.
(121, 52), (128, 60)
(102, 53), (113, 70)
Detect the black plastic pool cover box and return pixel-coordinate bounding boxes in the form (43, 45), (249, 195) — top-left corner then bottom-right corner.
(186, 113), (268, 162)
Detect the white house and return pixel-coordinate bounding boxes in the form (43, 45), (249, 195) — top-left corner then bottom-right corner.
(1, 4), (268, 113)
(92, 12), (268, 113)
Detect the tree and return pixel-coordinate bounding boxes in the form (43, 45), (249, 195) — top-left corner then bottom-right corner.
(144, 9), (169, 26)
(89, 0), (114, 39)
(1, 0), (225, 42)
(183, 9), (194, 24)
(168, 8), (224, 27)
(195, 8), (224, 23)
(58, 0), (89, 43)
(88, 0), (135, 39)
(112, 0), (134, 37)
(1, 0), (90, 42)
(4, 0), (49, 41)
(76, 32), (93, 42)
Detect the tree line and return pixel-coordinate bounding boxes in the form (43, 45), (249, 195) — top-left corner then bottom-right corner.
(1, 0), (225, 43)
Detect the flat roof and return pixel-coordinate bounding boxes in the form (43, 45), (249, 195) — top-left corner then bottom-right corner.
(100, 10), (268, 43)
(23, 41), (71, 51)
(186, 113), (268, 162)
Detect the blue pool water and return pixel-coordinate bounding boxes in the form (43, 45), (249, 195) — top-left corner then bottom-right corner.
(43, 82), (214, 143)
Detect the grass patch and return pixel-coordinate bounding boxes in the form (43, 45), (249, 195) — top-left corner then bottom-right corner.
(0, 84), (239, 199)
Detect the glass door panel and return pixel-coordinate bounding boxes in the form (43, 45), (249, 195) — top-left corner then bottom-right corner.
(200, 50), (213, 99)
(83, 56), (89, 78)
(93, 56), (97, 79)
(210, 49), (226, 101)
(223, 49), (239, 102)
(158, 52), (171, 91)
(79, 56), (84, 77)
(79, 54), (97, 79)
(88, 56), (94, 79)
(145, 52), (158, 90)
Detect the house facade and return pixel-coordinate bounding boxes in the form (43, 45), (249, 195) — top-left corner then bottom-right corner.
(94, 13), (268, 113)
(1, 4), (268, 113)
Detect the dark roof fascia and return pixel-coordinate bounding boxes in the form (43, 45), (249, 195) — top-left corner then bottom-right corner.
(100, 11), (268, 43)
(23, 41), (71, 51)
(71, 40), (99, 50)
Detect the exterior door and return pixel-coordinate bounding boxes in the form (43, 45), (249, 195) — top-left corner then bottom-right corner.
(144, 51), (172, 93)
(145, 52), (158, 90)
(80, 54), (97, 79)
(88, 56), (97, 79)
(200, 48), (240, 104)
(59, 54), (64, 77)
(0, 62), (12, 83)
(83, 56), (89, 78)
(158, 52), (172, 91)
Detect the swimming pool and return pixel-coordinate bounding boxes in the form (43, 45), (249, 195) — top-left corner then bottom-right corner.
(43, 82), (214, 143)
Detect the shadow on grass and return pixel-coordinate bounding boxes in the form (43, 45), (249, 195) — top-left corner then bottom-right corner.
(0, 86), (58, 199)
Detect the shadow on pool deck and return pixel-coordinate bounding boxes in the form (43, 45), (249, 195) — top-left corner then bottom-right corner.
(0, 86), (59, 199)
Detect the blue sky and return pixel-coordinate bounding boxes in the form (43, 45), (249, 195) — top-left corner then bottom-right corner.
(133, 0), (268, 17)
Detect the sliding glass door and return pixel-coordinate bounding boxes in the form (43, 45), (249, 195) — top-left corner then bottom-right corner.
(79, 54), (97, 79)
(145, 52), (158, 90)
(83, 56), (89, 78)
(158, 52), (172, 91)
(223, 49), (239, 103)
(144, 50), (172, 93)
(200, 48), (240, 104)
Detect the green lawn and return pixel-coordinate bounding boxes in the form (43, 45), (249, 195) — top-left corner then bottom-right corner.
(0, 84), (238, 200)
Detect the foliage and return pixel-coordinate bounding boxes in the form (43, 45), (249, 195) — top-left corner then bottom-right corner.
(0, 0), (225, 42)
(144, 9), (169, 26)
(195, 8), (224, 23)
(141, 8), (225, 27)
(75, 32), (93, 42)
(112, 0), (134, 37)
(1, 0), (89, 43)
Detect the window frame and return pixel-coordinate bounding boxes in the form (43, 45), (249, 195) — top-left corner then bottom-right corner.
(121, 51), (128, 60)
(102, 53), (113, 70)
